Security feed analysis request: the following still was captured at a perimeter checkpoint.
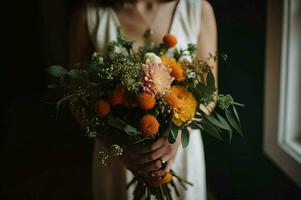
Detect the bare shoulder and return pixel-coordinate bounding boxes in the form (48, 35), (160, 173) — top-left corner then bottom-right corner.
(200, 0), (216, 28)
(197, 0), (217, 60)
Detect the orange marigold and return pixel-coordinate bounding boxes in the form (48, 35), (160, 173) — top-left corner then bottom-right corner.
(140, 114), (159, 137)
(165, 85), (197, 126)
(163, 34), (177, 48)
(161, 56), (185, 81)
(138, 92), (156, 110)
(95, 99), (110, 117)
(145, 172), (172, 187)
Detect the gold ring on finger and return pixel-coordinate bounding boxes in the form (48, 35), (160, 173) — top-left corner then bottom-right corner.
(159, 158), (167, 167)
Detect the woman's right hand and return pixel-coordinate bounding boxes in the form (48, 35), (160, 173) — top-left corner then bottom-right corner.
(120, 143), (163, 181)
(120, 134), (180, 180)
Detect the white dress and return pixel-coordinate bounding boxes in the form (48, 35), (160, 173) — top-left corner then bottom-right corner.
(87, 0), (206, 199)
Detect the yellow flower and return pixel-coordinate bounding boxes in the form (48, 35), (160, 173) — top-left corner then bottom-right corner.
(161, 56), (185, 81)
(165, 85), (197, 126)
(145, 172), (172, 187)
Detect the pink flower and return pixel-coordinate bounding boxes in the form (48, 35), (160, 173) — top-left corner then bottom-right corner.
(142, 59), (174, 96)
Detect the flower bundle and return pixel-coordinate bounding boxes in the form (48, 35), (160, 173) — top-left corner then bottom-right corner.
(47, 29), (244, 199)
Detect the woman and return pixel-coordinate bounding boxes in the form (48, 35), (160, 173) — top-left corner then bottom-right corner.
(70, 0), (217, 199)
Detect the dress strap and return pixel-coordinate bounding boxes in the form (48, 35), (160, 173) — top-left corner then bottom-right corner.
(170, 0), (202, 48)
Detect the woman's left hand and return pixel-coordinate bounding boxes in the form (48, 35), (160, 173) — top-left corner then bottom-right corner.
(129, 133), (181, 178)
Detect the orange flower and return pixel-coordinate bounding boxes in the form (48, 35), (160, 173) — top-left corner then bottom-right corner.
(108, 85), (125, 106)
(138, 92), (156, 110)
(163, 34), (177, 48)
(161, 56), (185, 81)
(145, 172), (172, 187)
(165, 85), (197, 126)
(95, 99), (110, 117)
(140, 114), (159, 137)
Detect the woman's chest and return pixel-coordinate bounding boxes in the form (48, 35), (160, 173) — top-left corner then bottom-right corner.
(114, 2), (178, 48)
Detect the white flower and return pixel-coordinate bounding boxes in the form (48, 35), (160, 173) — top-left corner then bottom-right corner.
(186, 69), (196, 79)
(179, 50), (192, 63)
(144, 52), (161, 64)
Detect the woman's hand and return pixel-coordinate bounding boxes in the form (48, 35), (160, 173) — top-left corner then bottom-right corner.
(121, 133), (181, 178)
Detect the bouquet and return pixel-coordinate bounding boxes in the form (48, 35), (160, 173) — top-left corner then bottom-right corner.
(47, 29), (244, 200)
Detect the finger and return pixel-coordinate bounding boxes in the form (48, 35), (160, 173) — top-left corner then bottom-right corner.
(139, 137), (168, 154)
(151, 159), (174, 177)
(133, 145), (167, 164)
(138, 159), (163, 174)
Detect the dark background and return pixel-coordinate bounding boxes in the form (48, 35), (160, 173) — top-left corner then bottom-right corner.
(1, 0), (301, 199)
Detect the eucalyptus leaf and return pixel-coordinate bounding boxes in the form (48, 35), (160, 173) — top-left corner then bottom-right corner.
(55, 94), (76, 119)
(225, 108), (243, 136)
(232, 105), (240, 123)
(168, 123), (179, 143)
(107, 117), (127, 131)
(207, 70), (215, 92)
(55, 102), (61, 119)
(199, 119), (222, 140)
(206, 114), (231, 131)
(68, 69), (81, 79)
(124, 125), (140, 136)
(229, 130), (233, 143)
(193, 84), (213, 103)
(215, 112), (233, 143)
(188, 121), (200, 130)
(107, 117), (141, 136)
(181, 128), (190, 148)
(215, 112), (232, 131)
(133, 137), (153, 145)
(47, 65), (68, 77)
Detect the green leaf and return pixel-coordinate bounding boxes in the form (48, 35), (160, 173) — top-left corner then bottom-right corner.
(68, 69), (81, 79)
(132, 137), (153, 145)
(188, 121), (200, 130)
(215, 112), (232, 131)
(55, 94), (75, 119)
(107, 117), (140, 135)
(46, 65), (68, 77)
(193, 84), (214, 103)
(181, 128), (190, 148)
(168, 123), (179, 144)
(206, 114), (231, 131)
(124, 125), (140, 136)
(198, 120), (222, 140)
(107, 117), (127, 131)
(225, 108), (243, 136)
(215, 112), (233, 143)
(232, 105), (240, 123)
(207, 70), (215, 92)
